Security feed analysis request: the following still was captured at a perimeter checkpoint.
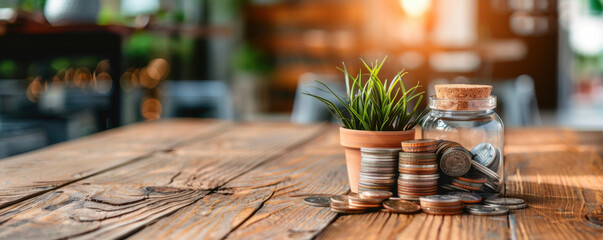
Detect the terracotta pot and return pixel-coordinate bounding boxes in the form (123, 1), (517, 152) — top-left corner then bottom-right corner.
(339, 127), (416, 193)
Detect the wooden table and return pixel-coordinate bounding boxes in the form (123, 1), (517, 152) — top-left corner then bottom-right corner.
(0, 119), (602, 239)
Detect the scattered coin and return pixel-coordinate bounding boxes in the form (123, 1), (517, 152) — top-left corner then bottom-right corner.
(447, 192), (483, 204)
(420, 195), (461, 203)
(484, 197), (525, 205)
(382, 199), (422, 213)
(486, 203), (526, 210)
(303, 196), (331, 207)
(331, 208), (367, 214)
(330, 195), (349, 205)
(467, 205), (509, 216)
(360, 190), (393, 200)
(471, 143), (497, 167)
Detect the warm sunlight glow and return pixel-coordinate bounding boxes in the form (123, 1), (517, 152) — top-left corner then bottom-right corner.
(400, 0), (431, 18)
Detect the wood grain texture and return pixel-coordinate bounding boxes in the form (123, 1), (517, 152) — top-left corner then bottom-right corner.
(130, 127), (348, 240)
(504, 128), (603, 240)
(317, 206), (509, 240)
(1, 122), (603, 240)
(0, 122), (325, 239)
(0, 119), (229, 208)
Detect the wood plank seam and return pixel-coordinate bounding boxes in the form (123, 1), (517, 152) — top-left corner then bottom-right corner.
(0, 121), (233, 210)
(107, 123), (332, 239)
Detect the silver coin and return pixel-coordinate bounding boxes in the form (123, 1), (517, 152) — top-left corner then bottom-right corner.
(447, 192), (483, 203)
(303, 196), (331, 207)
(484, 197), (525, 205)
(486, 203), (526, 210)
(471, 160), (500, 181)
(468, 206), (509, 215)
(488, 148), (502, 171)
(465, 204), (494, 211)
(483, 182), (500, 192)
(471, 143), (497, 167)
(360, 148), (402, 154)
(399, 152), (438, 159)
(440, 148), (472, 177)
(399, 164), (438, 169)
(399, 174), (440, 180)
(419, 195), (461, 203)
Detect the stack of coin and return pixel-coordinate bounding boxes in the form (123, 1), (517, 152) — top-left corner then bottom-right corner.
(347, 191), (390, 209)
(451, 176), (487, 191)
(484, 197), (526, 209)
(329, 195), (366, 214)
(419, 195), (464, 215)
(398, 139), (440, 201)
(466, 205), (509, 216)
(401, 139), (438, 153)
(359, 148), (400, 193)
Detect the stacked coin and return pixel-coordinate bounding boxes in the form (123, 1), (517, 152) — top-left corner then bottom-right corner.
(329, 195), (366, 214)
(451, 176), (487, 191)
(398, 139), (439, 201)
(419, 195), (464, 215)
(359, 148), (401, 193)
(401, 139), (438, 153)
(484, 197), (526, 209)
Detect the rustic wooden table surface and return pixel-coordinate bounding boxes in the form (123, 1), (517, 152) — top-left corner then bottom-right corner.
(0, 119), (602, 240)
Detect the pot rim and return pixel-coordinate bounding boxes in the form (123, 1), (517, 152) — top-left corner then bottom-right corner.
(339, 126), (415, 134)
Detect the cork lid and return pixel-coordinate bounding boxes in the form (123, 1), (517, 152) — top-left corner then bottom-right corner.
(435, 84), (492, 99)
(431, 84), (495, 111)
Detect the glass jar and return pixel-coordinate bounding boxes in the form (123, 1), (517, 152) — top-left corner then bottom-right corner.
(421, 96), (504, 194)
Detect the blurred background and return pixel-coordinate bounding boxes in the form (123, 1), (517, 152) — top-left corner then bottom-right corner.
(0, 0), (601, 157)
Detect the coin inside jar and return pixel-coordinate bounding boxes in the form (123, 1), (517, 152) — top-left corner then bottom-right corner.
(446, 192), (483, 204)
(382, 199), (421, 213)
(471, 143), (497, 167)
(440, 148), (472, 177)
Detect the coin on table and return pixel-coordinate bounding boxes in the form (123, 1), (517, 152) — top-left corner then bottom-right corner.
(360, 190), (393, 200)
(447, 192), (483, 204)
(420, 195), (461, 203)
(466, 204), (494, 211)
(303, 196), (331, 207)
(382, 199), (421, 213)
(468, 206), (509, 216)
(330, 208), (367, 214)
(330, 195), (349, 205)
(440, 148), (472, 177)
(484, 197), (525, 206)
(486, 203), (526, 210)
(471, 143), (497, 167)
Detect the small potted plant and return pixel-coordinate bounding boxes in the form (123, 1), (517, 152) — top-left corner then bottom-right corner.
(304, 57), (429, 193)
